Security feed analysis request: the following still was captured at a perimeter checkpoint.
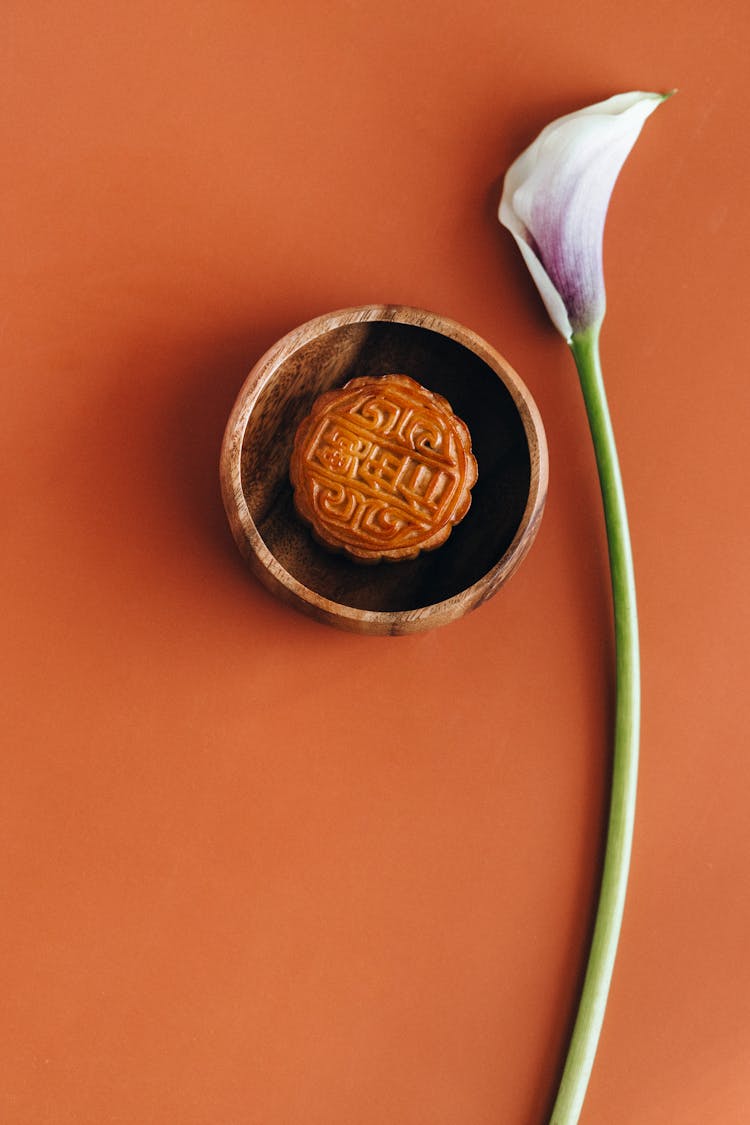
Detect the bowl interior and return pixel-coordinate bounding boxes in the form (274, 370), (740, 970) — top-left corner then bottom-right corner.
(241, 319), (532, 612)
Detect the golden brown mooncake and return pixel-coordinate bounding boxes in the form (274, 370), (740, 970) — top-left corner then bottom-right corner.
(289, 373), (478, 562)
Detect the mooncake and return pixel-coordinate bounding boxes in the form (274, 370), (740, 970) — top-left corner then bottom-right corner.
(289, 374), (478, 562)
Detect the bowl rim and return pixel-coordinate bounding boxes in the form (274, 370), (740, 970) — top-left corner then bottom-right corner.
(220, 303), (548, 633)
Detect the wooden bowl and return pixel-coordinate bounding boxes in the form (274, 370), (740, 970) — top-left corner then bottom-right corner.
(220, 305), (547, 635)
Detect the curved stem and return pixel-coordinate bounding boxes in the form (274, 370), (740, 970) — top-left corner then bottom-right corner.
(549, 327), (641, 1124)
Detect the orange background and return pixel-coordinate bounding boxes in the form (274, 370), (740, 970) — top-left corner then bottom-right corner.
(2, 3), (748, 1123)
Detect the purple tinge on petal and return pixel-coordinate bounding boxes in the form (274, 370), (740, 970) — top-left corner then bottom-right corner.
(503, 93), (665, 337)
(529, 192), (602, 333)
(524, 127), (626, 334)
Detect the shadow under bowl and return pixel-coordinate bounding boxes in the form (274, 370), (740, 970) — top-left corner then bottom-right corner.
(220, 304), (548, 634)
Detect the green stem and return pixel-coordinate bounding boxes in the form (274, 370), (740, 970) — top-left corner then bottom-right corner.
(549, 326), (641, 1124)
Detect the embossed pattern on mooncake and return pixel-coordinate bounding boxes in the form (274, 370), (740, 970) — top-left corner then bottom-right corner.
(289, 374), (478, 562)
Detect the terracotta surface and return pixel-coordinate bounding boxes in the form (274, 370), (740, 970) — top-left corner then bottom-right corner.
(2, 3), (748, 1123)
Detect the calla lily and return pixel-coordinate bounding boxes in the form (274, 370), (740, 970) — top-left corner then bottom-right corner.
(498, 92), (671, 1125)
(500, 91), (668, 341)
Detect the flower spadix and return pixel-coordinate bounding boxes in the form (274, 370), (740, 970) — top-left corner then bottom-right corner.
(499, 91), (668, 341)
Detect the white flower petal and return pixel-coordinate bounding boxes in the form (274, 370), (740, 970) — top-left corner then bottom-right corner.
(499, 92), (666, 340)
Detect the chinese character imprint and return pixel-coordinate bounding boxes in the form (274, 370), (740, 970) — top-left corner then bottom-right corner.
(290, 374), (478, 562)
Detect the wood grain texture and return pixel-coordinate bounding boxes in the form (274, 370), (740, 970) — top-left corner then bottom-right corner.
(220, 305), (548, 634)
